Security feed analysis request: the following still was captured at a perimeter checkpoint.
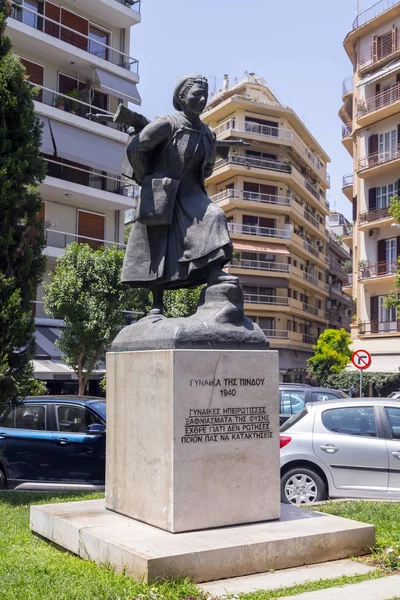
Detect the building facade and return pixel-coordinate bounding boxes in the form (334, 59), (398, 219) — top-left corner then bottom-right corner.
(326, 213), (353, 331)
(202, 75), (331, 381)
(340, 0), (400, 372)
(7, 0), (141, 392)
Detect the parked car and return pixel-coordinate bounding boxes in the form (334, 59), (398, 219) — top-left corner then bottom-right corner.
(279, 385), (347, 425)
(280, 398), (400, 505)
(388, 391), (400, 400)
(0, 396), (106, 489)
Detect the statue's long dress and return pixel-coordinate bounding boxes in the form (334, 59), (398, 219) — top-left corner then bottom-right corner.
(122, 112), (232, 289)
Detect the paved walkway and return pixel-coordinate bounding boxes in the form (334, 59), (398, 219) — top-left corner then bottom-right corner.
(199, 559), (374, 596)
(280, 574), (400, 599)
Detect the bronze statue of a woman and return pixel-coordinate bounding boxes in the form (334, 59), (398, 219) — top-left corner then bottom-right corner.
(121, 75), (233, 314)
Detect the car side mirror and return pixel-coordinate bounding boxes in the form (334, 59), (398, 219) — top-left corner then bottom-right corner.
(86, 423), (106, 435)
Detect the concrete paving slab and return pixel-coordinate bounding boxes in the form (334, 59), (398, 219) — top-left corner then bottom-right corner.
(31, 500), (375, 583)
(280, 573), (400, 599)
(199, 559), (375, 596)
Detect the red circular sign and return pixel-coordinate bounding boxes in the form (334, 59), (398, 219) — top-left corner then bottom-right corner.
(351, 349), (372, 370)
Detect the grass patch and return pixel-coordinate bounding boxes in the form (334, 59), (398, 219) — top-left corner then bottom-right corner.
(0, 491), (207, 600)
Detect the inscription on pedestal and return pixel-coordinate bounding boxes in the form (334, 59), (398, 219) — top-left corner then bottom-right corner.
(181, 377), (274, 443)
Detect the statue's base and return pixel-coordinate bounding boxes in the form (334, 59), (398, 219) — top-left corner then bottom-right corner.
(30, 500), (375, 583)
(113, 278), (268, 351)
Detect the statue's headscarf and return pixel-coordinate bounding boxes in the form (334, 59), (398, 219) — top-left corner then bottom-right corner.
(173, 75), (208, 111)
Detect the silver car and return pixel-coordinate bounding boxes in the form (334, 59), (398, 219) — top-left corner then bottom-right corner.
(280, 398), (400, 505)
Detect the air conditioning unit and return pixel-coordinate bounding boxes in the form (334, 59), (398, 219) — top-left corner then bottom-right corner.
(369, 228), (380, 239)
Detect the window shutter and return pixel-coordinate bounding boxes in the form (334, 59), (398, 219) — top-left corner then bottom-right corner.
(44, 2), (60, 37)
(352, 195), (357, 222)
(78, 211), (105, 249)
(372, 35), (378, 62)
(397, 237), (400, 258)
(370, 296), (379, 331)
(397, 73), (400, 84)
(393, 24), (398, 52)
(368, 187), (377, 211)
(398, 125), (400, 149)
(368, 134), (378, 155)
(60, 8), (89, 52)
(375, 83), (381, 109)
(377, 239), (386, 274)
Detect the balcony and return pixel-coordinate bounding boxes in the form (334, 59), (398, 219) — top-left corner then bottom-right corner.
(29, 82), (121, 131)
(303, 271), (330, 292)
(357, 83), (400, 126)
(358, 28), (400, 72)
(210, 189), (291, 207)
(342, 76), (354, 97)
(343, 274), (354, 287)
(342, 173), (354, 200)
(303, 210), (321, 230)
(352, 0), (400, 30)
(359, 261), (397, 280)
(330, 285), (353, 302)
(358, 147), (400, 177)
(341, 123), (353, 155)
(262, 329), (289, 340)
(243, 294), (289, 306)
(214, 154), (291, 175)
(42, 158), (134, 210)
(261, 329), (317, 346)
(44, 229), (126, 257)
(359, 319), (400, 334)
(9, 3), (139, 76)
(33, 300), (139, 323)
(116, 0), (141, 12)
(359, 206), (393, 225)
(214, 119), (330, 186)
(228, 222), (290, 239)
(229, 259), (290, 273)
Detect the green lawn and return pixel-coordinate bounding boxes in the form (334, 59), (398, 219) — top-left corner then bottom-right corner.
(1, 493), (399, 600)
(0, 491), (206, 600)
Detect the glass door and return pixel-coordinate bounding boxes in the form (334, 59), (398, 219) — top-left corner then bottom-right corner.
(386, 238), (397, 273)
(379, 130), (397, 163)
(378, 296), (397, 332)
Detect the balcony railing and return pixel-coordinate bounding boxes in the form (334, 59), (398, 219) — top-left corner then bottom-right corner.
(342, 173), (354, 188)
(116, 0), (141, 12)
(262, 329), (290, 339)
(10, 2), (139, 73)
(214, 119), (330, 184)
(303, 303), (318, 316)
(359, 319), (400, 334)
(353, 0), (400, 30)
(304, 210), (320, 229)
(331, 285), (353, 301)
(28, 82), (121, 130)
(343, 274), (353, 286)
(214, 154), (291, 174)
(44, 158), (127, 196)
(303, 334), (318, 345)
(343, 223), (353, 236)
(342, 123), (353, 138)
(342, 76), (354, 96)
(359, 206), (392, 223)
(32, 300), (140, 321)
(359, 261), (397, 279)
(210, 189), (291, 206)
(230, 259), (290, 273)
(359, 30), (399, 69)
(303, 272), (319, 287)
(358, 83), (400, 117)
(304, 179), (321, 201)
(228, 222), (290, 239)
(359, 147), (400, 171)
(45, 229), (126, 251)
(243, 294), (289, 306)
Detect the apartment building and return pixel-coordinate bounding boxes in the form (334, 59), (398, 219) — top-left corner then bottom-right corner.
(340, 0), (400, 372)
(326, 213), (353, 331)
(7, 0), (141, 392)
(202, 75), (331, 382)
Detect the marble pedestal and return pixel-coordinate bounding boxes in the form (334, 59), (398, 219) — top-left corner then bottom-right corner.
(105, 349), (280, 533)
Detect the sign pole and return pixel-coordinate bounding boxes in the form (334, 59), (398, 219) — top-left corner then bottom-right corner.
(359, 368), (363, 399)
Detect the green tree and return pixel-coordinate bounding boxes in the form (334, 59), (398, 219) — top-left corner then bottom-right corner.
(0, 1), (46, 402)
(385, 194), (400, 313)
(163, 287), (203, 318)
(307, 329), (352, 387)
(325, 371), (399, 397)
(44, 243), (149, 395)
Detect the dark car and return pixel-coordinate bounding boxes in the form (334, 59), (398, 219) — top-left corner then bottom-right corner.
(279, 385), (347, 425)
(0, 396), (106, 490)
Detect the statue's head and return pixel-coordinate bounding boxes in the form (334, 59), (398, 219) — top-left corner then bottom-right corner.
(173, 75), (209, 116)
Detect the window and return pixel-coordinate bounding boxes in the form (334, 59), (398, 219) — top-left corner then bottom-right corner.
(14, 405), (46, 430)
(379, 129), (397, 161)
(312, 392), (341, 402)
(78, 210), (105, 249)
(0, 406), (14, 428)
(322, 407), (376, 437)
(385, 238), (397, 271)
(88, 25), (109, 61)
(385, 406), (400, 439)
(22, 0), (43, 29)
(376, 181), (398, 208)
(56, 405), (101, 433)
(378, 295), (398, 331)
(279, 391), (306, 415)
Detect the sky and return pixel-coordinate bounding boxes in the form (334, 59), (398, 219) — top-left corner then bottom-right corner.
(131, 0), (361, 220)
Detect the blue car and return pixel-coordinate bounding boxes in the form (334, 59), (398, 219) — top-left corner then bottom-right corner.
(0, 396), (106, 489)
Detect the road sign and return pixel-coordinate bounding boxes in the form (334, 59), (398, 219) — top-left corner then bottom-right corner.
(351, 349), (372, 370)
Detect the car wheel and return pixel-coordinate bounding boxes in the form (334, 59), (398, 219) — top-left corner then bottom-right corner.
(0, 469), (6, 490)
(281, 467), (327, 505)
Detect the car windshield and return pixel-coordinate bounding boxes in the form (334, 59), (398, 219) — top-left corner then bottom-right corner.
(388, 392), (400, 398)
(280, 407), (308, 432)
(88, 401), (106, 419)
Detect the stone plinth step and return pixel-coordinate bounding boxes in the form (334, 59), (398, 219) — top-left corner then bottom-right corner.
(30, 500), (375, 584)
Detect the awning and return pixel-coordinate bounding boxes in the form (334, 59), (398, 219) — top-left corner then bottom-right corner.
(33, 359), (76, 380)
(39, 117), (56, 155)
(356, 59), (400, 88)
(346, 354), (400, 373)
(49, 119), (125, 175)
(233, 241), (289, 254)
(95, 68), (141, 105)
